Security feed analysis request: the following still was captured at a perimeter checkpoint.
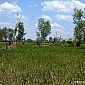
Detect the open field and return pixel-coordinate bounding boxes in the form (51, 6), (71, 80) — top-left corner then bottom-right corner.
(0, 43), (85, 85)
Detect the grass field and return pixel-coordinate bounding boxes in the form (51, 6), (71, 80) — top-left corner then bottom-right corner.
(0, 43), (85, 85)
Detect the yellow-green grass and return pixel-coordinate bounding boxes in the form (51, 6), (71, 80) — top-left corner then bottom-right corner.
(0, 42), (5, 49)
(0, 43), (85, 85)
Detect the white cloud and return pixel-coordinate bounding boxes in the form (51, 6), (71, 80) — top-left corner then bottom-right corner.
(54, 14), (73, 21)
(39, 15), (52, 21)
(49, 23), (73, 39)
(0, 2), (21, 13)
(41, 0), (85, 13)
(0, 22), (14, 28)
(35, 22), (65, 35)
(25, 22), (73, 39)
(0, 22), (11, 25)
(41, 1), (65, 12)
(51, 23), (64, 32)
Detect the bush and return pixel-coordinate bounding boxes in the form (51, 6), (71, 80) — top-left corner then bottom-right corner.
(67, 41), (75, 47)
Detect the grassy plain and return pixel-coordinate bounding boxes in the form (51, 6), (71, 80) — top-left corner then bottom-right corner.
(0, 43), (85, 85)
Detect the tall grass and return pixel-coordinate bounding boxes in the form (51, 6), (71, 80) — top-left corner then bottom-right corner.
(0, 43), (85, 85)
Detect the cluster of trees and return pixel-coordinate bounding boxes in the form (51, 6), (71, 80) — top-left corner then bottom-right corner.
(35, 18), (65, 46)
(0, 18), (52, 47)
(0, 22), (26, 49)
(35, 8), (85, 47)
(0, 27), (14, 42)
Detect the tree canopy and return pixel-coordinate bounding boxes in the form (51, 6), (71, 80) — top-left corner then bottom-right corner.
(37, 18), (51, 41)
(16, 22), (26, 41)
(73, 8), (85, 44)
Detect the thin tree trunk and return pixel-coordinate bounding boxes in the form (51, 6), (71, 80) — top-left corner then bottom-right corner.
(5, 40), (8, 49)
(83, 31), (85, 43)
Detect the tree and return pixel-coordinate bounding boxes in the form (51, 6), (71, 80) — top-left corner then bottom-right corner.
(0, 27), (16, 49)
(1, 27), (8, 49)
(0, 28), (3, 41)
(36, 31), (40, 39)
(2, 27), (7, 41)
(49, 37), (53, 45)
(1, 27), (15, 49)
(7, 28), (14, 45)
(38, 18), (51, 41)
(36, 31), (42, 46)
(16, 22), (26, 43)
(73, 8), (85, 46)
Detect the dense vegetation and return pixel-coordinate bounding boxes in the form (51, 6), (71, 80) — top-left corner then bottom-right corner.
(1, 43), (85, 85)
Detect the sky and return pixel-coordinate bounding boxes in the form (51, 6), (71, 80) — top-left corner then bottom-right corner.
(0, 0), (85, 40)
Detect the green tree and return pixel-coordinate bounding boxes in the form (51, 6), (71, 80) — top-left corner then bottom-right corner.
(38, 18), (51, 41)
(1, 27), (8, 49)
(16, 22), (26, 42)
(0, 27), (16, 49)
(36, 31), (40, 39)
(49, 37), (53, 45)
(7, 28), (14, 45)
(3, 27), (15, 48)
(2, 27), (8, 41)
(0, 28), (3, 41)
(36, 31), (42, 46)
(73, 8), (85, 46)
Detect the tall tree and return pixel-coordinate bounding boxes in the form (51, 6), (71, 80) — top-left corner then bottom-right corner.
(0, 28), (3, 41)
(36, 31), (42, 46)
(1, 27), (8, 49)
(1, 27), (15, 49)
(73, 8), (85, 46)
(16, 22), (26, 42)
(38, 18), (51, 41)
(7, 28), (14, 45)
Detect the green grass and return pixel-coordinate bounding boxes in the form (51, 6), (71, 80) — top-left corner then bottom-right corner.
(0, 42), (5, 48)
(0, 43), (85, 85)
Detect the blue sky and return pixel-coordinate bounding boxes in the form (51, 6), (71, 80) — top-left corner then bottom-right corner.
(0, 0), (85, 40)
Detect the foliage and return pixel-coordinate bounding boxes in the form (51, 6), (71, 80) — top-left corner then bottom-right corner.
(36, 31), (40, 39)
(16, 22), (26, 41)
(67, 41), (75, 47)
(0, 27), (14, 42)
(0, 28), (3, 41)
(49, 37), (52, 41)
(38, 18), (51, 41)
(2, 27), (8, 41)
(73, 8), (83, 24)
(7, 28), (14, 42)
(73, 8), (85, 43)
(27, 39), (34, 43)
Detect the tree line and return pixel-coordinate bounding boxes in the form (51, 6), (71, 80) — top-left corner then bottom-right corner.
(36, 8), (85, 47)
(0, 8), (85, 49)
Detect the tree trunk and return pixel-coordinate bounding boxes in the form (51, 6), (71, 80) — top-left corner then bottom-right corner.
(83, 31), (85, 43)
(76, 40), (80, 47)
(9, 41), (11, 46)
(5, 40), (8, 49)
